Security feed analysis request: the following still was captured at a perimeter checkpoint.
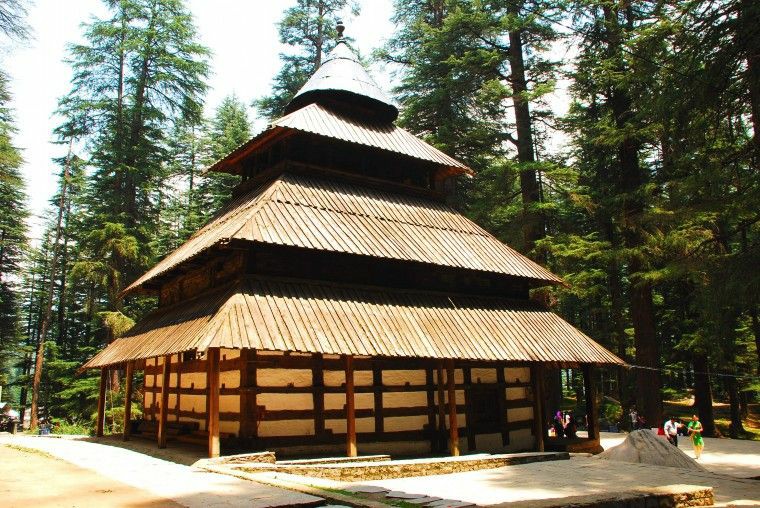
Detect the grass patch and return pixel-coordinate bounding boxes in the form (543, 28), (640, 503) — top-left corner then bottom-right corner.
(2, 444), (60, 460)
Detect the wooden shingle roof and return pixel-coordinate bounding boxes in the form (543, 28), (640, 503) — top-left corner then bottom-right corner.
(205, 103), (472, 175)
(123, 173), (561, 294)
(84, 276), (622, 369)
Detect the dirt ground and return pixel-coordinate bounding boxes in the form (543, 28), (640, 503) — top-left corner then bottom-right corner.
(0, 444), (181, 508)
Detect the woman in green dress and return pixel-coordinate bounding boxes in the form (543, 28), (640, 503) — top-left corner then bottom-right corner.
(687, 414), (704, 459)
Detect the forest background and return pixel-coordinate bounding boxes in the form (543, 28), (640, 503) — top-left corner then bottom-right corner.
(0, 0), (758, 439)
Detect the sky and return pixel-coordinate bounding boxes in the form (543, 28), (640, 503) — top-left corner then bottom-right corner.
(2, 0), (397, 242)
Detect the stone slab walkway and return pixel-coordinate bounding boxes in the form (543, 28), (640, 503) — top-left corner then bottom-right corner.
(0, 434), (323, 508)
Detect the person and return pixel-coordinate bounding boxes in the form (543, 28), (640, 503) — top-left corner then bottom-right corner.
(564, 412), (577, 438)
(630, 408), (638, 430)
(553, 410), (565, 438)
(687, 414), (704, 459)
(636, 413), (647, 430)
(664, 417), (680, 446)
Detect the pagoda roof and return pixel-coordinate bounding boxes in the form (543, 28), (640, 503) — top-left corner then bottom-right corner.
(206, 103), (472, 176)
(84, 276), (623, 369)
(284, 39), (399, 122)
(123, 172), (561, 295)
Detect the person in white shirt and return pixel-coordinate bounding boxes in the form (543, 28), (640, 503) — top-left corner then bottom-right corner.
(663, 417), (680, 446)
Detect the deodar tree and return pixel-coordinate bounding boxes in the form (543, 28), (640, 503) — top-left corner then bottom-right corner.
(255, 0), (359, 121)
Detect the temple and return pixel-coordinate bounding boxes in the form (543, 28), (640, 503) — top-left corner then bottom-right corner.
(81, 24), (622, 459)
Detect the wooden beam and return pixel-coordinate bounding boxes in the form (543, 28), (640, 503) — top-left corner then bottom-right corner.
(207, 348), (221, 458)
(157, 356), (171, 449)
(446, 359), (459, 456)
(436, 360), (447, 452)
(583, 364), (599, 441)
(531, 364), (546, 452)
(96, 368), (107, 437)
(123, 361), (134, 441)
(344, 355), (357, 457)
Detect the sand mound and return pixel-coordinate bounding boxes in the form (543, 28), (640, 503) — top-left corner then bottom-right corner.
(597, 430), (706, 471)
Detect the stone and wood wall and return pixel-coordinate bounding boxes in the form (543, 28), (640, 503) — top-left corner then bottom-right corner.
(142, 349), (537, 456)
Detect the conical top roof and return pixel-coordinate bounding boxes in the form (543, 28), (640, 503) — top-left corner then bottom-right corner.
(284, 26), (399, 122)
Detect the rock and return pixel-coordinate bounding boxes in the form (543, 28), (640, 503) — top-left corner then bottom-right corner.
(596, 430), (706, 471)
(343, 484), (388, 493)
(386, 491), (427, 499)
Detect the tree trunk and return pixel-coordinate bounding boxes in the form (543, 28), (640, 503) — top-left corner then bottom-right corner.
(29, 139), (73, 430)
(631, 279), (662, 429)
(751, 305), (760, 375)
(726, 376), (745, 438)
(506, 0), (543, 256)
(739, 0), (760, 154)
(692, 353), (717, 437)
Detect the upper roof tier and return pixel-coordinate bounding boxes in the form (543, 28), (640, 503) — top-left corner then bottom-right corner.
(122, 172), (562, 295)
(284, 37), (399, 123)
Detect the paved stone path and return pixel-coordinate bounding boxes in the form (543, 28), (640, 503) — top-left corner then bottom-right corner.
(0, 434), (322, 508)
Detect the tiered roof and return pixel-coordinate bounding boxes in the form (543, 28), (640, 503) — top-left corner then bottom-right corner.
(83, 27), (622, 370)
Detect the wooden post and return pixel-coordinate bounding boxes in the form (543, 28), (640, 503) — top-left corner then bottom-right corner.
(344, 355), (357, 457)
(496, 364), (509, 446)
(583, 364), (599, 441)
(436, 360), (447, 452)
(531, 364), (546, 452)
(446, 359), (459, 456)
(96, 367), (107, 437)
(207, 348), (221, 458)
(123, 361), (134, 441)
(157, 356), (171, 449)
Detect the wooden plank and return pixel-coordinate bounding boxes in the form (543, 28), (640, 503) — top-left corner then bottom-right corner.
(446, 359), (459, 456)
(345, 355), (357, 457)
(497, 365), (509, 446)
(96, 368), (107, 437)
(157, 356), (171, 449)
(436, 360), (446, 452)
(583, 364), (599, 441)
(313, 353), (325, 435)
(373, 362), (384, 433)
(123, 361), (134, 441)
(207, 348), (221, 458)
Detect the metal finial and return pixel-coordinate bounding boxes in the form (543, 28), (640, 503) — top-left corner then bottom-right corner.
(336, 19), (345, 39)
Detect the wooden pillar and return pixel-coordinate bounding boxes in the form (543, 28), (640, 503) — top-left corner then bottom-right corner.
(372, 362), (384, 434)
(446, 359), (459, 456)
(531, 364), (546, 452)
(312, 353), (325, 436)
(344, 355), (357, 457)
(207, 348), (221, 458)
(123, 361), (134, 441)
(496, 364), (509, 446)
(157, 356), (171, 449)
(96, 367), (107, 437)
(240, 349), (259, 439)
(583, 364), (599, 441)
(425, 364), (437, 452)
(175, 354), (182, 422)
(436, 360), (447, 452)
